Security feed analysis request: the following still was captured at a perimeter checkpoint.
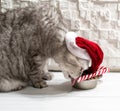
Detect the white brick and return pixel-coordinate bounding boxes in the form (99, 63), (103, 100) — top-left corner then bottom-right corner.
(79, 2), (90, 10)
(79, 2), (90, 9)
(22, 0), (39, 2)
(90, 30), (100, 40)
(71, 19), (80, 30)
(100, 20), (111, 30)
(110, 20), (120, 30)
(69, 2), (77, 10)
(105, 3), (118, 20)
(117, 41), (120, 49)
(70, 10), (79, 20)
(80, 10), (87, 19)
(101, 58), (108, 67)
(80, 19), (90, 30)
(77, 30), (91, 39)
(79, 9), (91, 21)
(78, 0), (88, 2)
(61, 10), (71, 19)
(1, 0), (13, 9)
(59, 0), (69, 10)
(108, 58), (120, 68)
(98, 0), (118, 1)
(100, 9), (111, 20)
(119, 12), (120, 19)
(117, 20), (120, 27)
(108, 31), (120, 40)
(118, 3), (120, 11)
(99, 40), (120, 57)
(100, 31), (109, 39)
(20, 2), (28, 8)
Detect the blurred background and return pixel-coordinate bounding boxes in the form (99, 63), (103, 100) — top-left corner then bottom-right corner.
(0, 0), (120, 72)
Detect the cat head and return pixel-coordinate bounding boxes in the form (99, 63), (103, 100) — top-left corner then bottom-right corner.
(54, 45), (89, 79)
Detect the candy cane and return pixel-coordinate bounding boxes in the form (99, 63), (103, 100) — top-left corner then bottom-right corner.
(72, 66), (109, 86)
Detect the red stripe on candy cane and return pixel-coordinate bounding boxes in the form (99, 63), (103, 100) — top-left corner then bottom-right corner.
(98, 68), (103, 76)
(81, 75), (86, 81)
(72, 79), (76, 86)
(84, 75), (88, 80)
(72, 76), (80, 85)
(99, 66), (104, 70)
(88, 74), (92, 79)
(77, 76), (82, 82)
(96, 69), (100, 76)
(92, 72), (97, 77)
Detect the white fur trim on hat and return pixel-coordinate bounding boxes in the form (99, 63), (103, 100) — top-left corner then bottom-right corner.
(65, 32), (92, 67)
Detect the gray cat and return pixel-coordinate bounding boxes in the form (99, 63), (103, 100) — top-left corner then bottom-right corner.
(0, 4), (84, 92)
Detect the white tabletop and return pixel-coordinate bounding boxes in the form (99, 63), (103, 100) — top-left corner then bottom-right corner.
(0, 72), (120, 111)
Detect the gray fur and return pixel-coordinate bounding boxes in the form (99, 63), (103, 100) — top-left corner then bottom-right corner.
(0, 4), (84, 92)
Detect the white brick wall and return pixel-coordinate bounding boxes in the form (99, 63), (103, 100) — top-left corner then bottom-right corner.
(1, 0), (120, 71)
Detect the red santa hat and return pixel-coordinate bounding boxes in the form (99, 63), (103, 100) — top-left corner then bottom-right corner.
(65, 32), (104, 74)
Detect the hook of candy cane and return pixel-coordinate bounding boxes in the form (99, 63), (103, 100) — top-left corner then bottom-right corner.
(72, 66), (110, 86)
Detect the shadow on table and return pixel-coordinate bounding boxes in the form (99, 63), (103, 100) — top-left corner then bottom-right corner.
(17, 80), (103, 97)
(18, 81), (75, 96)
